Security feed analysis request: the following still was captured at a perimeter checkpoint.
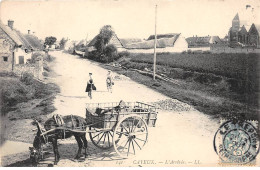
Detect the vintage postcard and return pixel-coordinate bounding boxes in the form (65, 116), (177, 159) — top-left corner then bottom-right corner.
(0, 0), (259, 167)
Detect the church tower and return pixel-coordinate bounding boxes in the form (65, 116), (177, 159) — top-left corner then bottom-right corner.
(232, 13), (240, 31)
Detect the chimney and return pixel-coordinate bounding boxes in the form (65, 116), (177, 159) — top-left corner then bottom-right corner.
(8, 20), (14, 29)
(28, 30), (30, 34)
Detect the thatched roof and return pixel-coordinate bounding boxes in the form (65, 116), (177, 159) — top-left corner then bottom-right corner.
(186, 36), (222, 45)
(147, 33), (180, 40)
(0, 20), (23, 46)
(0, 20), (43, 50)
(126, 34), (180, 49)
(120, 38), (143, 46)
(23, 34), (44, 50)
(87, 33), (124, 48)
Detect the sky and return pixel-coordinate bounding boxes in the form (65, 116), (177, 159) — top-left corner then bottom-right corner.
(0, 0), (260, 41)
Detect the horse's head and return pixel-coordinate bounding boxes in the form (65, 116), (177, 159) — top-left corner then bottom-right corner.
(30, 119), (46, 165)
(29, 146), (40, 166)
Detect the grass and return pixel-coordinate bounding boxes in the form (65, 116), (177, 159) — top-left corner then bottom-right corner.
(0, 73), (59, 117)
(102, 52), (260, 121)
(0, 54), (59, 118)
(129, 52), (259, 82)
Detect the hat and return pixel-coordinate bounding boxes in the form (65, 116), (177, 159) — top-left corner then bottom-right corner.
(89, 73), (92, 75)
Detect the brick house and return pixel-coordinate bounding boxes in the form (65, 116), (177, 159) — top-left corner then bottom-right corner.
(0, 20), (43, 72)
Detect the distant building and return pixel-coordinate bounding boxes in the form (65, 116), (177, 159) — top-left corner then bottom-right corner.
(87, 33), (125, 52)
(228, 13), (260, 48)
(0, 20), (43, 72)
(186, 36), (223, 48)
(125, 33), (188, 53)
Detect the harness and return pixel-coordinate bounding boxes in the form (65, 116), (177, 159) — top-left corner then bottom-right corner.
(53, 114), (64, 126)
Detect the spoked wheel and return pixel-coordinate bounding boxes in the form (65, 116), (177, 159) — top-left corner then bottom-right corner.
(113, 115), (148, 158)
(89, 126), (114, 149)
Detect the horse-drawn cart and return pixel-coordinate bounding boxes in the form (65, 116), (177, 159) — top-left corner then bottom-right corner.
(31, 101), (157, 165)
(86, 101), (157, 158)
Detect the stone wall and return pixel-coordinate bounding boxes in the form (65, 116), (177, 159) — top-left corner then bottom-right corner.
(14, 56), (43, 80)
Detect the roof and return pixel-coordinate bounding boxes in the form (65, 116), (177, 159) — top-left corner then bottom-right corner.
(120, 38), (143, 46)
(147, 33), (180, 40)
(87, 35), (98, 47)
(0, 20), (23, 46)
(87, 33), (124, 48)
(126, 34), (181, 49)
(238, 25), (248, 34)
(233, 13), (239, 21)
(23, 34), (43, 50)
(186, 36), (222, 45)
(248, 23), (259, 35)
(0, 20), (43, 50)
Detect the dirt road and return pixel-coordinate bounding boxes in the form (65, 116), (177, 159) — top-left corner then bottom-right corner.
(2, 51), (259, 167)
(49, 51), (220, 167)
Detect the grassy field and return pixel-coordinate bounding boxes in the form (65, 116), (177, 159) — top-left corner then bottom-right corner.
(129, 52), (259, 80)
(103, 52), (260, 121)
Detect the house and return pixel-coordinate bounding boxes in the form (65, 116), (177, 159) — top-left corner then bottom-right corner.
(125, 33), (188, 53)
(228, 13), (260, 48)
(0, 20), (43, 72)
(87, 33), (125, 52)
(186, 36), (223, 48)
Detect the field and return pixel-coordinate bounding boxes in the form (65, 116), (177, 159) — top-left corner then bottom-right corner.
(104, 52), (260, 121)
(129, 52), (260, 80)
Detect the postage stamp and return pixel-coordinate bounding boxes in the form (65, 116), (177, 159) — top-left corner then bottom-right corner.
(214, 120), (259, 165)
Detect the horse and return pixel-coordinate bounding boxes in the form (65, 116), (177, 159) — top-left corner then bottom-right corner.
(30, 115), (88, 166)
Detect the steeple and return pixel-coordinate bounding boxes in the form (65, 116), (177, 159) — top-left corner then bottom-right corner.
(233, 13), (239, 21)
(232, 13), (240, 31)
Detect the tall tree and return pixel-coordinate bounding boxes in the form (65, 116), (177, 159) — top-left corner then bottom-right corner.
(94, 25), (114, 54)
(44, 36), (57, 47)
(59, 38), (68, 49)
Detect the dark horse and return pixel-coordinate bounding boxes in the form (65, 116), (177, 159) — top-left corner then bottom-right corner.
(30, 115), (88, 166)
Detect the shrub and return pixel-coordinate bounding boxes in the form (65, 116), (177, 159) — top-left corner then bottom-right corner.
(118, 51), (130, 57)
(2, 81), (32, 107)
(20, 72), (34, 85)
(31, 52), (44, 63)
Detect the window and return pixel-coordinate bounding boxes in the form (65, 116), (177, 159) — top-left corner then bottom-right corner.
(3, 56), (8, 62)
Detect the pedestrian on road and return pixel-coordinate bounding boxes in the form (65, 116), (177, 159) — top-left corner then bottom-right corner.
(106, 70), (114, 93)
(85, 73), (96, 99)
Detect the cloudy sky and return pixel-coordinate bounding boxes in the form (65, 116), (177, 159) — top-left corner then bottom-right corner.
(0, 0), (259, 41)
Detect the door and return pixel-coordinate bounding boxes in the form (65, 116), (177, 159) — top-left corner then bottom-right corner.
(19, 56), (24, 64)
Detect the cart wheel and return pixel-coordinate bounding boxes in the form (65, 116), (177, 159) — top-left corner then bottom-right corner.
(89, 127), (114, 149)
(113, 115), (148, 158)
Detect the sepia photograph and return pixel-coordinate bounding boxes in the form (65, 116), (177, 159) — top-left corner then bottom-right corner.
(0, 0), (259, 167)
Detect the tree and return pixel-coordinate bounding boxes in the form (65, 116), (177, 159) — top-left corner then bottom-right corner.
(94, 25), (114, 54)
(59, 38), (68, 49)
(44, 36), (57, 47)
(103, 44), (118, 62)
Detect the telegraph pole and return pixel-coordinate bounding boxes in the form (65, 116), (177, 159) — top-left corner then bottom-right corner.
(153, 4), (157, 80)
